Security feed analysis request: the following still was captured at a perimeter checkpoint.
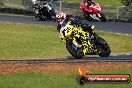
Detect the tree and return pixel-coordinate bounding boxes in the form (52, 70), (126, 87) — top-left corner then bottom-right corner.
(0, 0), (4, 6)
(121, 0), (132, 13)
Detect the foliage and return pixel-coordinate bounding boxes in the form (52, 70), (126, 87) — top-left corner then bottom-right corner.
(0, 0), (4, 6)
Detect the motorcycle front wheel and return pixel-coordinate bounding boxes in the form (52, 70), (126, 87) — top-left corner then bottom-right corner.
(66, 40), (84, 59)
(97, 38), (111, 57)
(99, 13), (107, 22)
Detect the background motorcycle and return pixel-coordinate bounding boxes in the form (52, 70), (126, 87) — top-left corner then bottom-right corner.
(80, 1), (107, 22)
(59, 18), (111, 59)
(33, 0), (56, 21)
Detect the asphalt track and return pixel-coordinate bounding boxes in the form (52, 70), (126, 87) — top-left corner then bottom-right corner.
(0, 15), (132, 35)
(0, 15), (132, 62)
(0, 54), (132, 63)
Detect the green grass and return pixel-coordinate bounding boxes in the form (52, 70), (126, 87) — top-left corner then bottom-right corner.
(0, 22), (132, 60)
(5, 0), (22, 4)
(64, 0), (122, 6)
(98, 32), (132, 53)
(2, 0), (122, 6)
(0, 69), (131, 88)
(0, 22), (68, 59)
(0, 0), (122, 7)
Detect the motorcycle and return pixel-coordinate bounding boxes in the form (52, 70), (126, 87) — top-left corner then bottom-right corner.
(59, 19), (111, 59)
(80, 0), (107, 22)
(33, 0), (56, 21)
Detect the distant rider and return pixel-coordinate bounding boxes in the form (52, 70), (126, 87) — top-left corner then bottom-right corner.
(84, 0), (95, 8)
(83, 0), (95, 12)
(55, 12), (97, 39)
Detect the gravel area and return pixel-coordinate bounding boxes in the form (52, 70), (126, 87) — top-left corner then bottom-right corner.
(0, 62), (132, 74)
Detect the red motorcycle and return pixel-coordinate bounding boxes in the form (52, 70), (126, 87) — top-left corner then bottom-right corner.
(80, 0), (107, 22)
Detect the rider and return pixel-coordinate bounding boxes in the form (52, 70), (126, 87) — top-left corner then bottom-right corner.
(83, 0), (95, 12)
(56, 12), (97, 39)
(84, 0), (95, 8)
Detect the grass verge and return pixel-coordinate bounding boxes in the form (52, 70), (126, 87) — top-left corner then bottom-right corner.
(0, 22), (132, 59)
(0, 68), (131, 88)
(64, 0), (122, 6)
(0, 0), (122, 8)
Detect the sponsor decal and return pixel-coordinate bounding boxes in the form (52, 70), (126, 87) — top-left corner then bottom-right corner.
(76, 67), (131, 85)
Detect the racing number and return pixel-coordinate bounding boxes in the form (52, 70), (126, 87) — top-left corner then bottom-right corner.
(60, 26), (72, 37)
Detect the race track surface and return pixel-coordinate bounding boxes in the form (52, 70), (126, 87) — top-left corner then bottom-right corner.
(0, 15), (132, 34)
(0, 15), (55, 26)
(88, 21), (132, 35)
(0, 14), (132, 62)
(0, 53), (131, 63)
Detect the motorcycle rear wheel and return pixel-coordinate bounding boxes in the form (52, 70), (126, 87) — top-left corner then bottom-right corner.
(66, 40), (84, 59)
(34, 8), (46, 21)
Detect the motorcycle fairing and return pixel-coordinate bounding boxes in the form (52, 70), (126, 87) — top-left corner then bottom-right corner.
(59, 21), (98, 55)
(80, 3), (103, 14)
(90, 14), (101, 21)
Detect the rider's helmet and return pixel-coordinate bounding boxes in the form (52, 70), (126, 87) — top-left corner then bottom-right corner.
(86, 0), (92, 3)
(56, 12), (66, 25)
(84, 0), (92, 7)
(86, 0), (93, 4)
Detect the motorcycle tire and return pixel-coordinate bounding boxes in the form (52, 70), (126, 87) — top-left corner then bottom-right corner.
(38, 15), (46, 21)
(97, 38), (111, 57)
(66, 40), (84, 59)
(35, 14), (46, 21)
(34, 9), (46, 21)
(100, 13), (107, 22)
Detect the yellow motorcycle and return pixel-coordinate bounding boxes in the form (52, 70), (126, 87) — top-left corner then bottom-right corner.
(59, 21), (111, 59)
